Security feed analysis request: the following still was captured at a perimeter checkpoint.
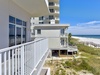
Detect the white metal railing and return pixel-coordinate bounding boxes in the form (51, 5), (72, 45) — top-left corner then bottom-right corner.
(55, 17), (59, 20)
(55, 3), (59, 7)
(55, 10), (59, 14)
(0, 38), (49, 75)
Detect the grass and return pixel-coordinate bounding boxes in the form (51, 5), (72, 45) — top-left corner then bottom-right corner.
(62, 59), (93, 72)
(44, 38), (100, 75)
(77, 44), (100, 56)
(54, 68), (66, 75)
(70, 38), (100, 75)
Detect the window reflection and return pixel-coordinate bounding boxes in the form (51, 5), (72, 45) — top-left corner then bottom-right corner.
(16, 27), (21, 45)
(16, 18), (22, 25)
(23, 28), (26, 43)
(9, 24), (15, 46)
(9, 16), (15, 24)
(9, 16), (27, 46)
(23, 21), (27, 26)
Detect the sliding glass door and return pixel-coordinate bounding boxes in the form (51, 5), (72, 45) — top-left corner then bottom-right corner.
(9, 24), (15, 46)
(16, 26), (21, 45)
(9, 16), (27, 46)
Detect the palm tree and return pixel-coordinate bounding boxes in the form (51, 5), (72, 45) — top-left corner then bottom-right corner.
(68, 33), (72, 43)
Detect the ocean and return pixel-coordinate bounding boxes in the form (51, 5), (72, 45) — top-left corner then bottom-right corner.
(73, 35), (100, 39)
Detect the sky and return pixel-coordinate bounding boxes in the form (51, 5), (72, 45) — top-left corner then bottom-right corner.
(60, 0), (100, 35)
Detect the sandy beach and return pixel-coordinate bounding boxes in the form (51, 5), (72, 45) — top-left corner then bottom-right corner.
(72, 36), (100, 48)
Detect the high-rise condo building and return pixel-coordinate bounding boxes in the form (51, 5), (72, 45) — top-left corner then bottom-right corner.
(32, 0), (59, 24)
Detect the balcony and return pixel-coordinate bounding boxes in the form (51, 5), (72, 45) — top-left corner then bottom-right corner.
(55, 17), (59, 20)
(55, 3), (59, 7)
(60, 34), (67, 38)
(55, 10), (59, 14)
(0, 38), (49, 75)
(49, 3), (59, 7)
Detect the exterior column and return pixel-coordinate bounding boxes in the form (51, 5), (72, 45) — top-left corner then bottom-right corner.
(59, 50), (60, 57)
(66, 28), (69, 47)
(64, 38), (65, 47)
(50, 50), (52, 58)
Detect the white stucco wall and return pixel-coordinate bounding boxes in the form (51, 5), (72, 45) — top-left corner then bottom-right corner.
(48, 38), (61, 49)
(34, 28), (61, 48)
(0, 0), (31, 49)
(35, 29), (60, 37)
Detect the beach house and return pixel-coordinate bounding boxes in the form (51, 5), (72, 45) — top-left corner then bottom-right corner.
(31, 24), (78, 57)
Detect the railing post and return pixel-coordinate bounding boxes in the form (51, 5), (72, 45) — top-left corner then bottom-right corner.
(8, 50), (11, 75)
(21, 46), (24, 75)
(0, 53), (2, 75)
(4, 52), (7, 75)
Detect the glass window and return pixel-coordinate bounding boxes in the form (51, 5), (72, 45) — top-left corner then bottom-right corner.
(61, 39), (64, 45)
(37, 29), (41, 34)
(9, 16), (15, 24)
(61, 29), (65, 35)
(16, 18), (22, 25)
(49, 2), (54, 6)
(39, 16), (44, 20)
(49, 9), (54, 13)
(9, 15), (27, 46)
(16, 27), (21, 45)
(23, 28), (26, 43)
(9, 24), (15, 46)
(49, 21), (51, 24)
(23, 21), (27, 26)
(39, 22), (44, 24)
(49, 15), (54, 20)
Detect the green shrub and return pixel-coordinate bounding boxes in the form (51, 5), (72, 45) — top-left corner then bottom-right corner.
(65, 61), (72, 67)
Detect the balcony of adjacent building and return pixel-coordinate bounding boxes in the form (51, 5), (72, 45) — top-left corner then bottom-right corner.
(49, 2), (59, 8)
(49, 9), (59, 16)
(55, 10), (59, 14)
(55, 17), (60, 21)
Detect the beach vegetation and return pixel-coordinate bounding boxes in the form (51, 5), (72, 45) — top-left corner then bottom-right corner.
(68, 33), (72, 43)
(70, 38), (100, 75)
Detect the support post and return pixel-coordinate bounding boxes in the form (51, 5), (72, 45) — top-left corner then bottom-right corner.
(0, 53), (2, 75)
(21, 46), (24, 75)
(59, 50), (60, 57)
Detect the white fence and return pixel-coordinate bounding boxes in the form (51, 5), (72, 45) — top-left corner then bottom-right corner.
(0, 38), (49, 75)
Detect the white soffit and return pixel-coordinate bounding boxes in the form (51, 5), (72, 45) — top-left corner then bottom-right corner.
(12, 0), (50, 17)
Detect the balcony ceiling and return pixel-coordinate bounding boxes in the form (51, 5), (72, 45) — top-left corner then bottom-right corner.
(12, 0), (50, 17)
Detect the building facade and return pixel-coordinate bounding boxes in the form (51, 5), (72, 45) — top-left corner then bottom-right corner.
(0, 0), (49, 49)
(32, 24), (69, 48)
(0, 0), (52, 75)
(32, 24), (78, 57)
(32, 0), (59, 24)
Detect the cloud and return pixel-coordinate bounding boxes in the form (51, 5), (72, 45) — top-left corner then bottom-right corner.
(77, 21), (100, 25)
(68, 21), (100, 35)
